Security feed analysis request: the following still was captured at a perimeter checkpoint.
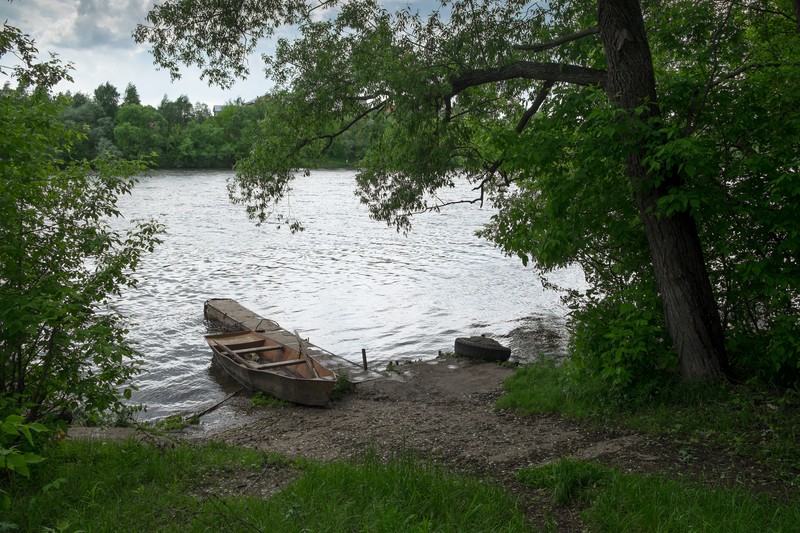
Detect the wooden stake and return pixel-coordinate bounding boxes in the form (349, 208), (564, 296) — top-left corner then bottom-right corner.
(361, 348), (368, 370)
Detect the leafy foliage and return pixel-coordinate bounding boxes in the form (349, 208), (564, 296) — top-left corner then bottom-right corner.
(0, 397), (49, 510)
(0, 26), (163, 424)
(59, 89), (370, 169)
(647, 2), (800, 383)
(93, 82), (120, 119)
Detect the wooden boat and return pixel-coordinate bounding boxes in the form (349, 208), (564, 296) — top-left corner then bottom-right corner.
(205, 330), (336, 406)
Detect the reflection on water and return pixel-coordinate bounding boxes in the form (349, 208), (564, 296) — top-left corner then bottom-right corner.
(113, 169), (585, 419)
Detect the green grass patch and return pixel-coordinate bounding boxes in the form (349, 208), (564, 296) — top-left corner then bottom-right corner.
(619, 384), (800, 478)
(4, 439), (266, 531)
(494, 359), (607, 418)
(518, 458), (800, 532)
(497, 361), (800, 479)
(251, 391), (291, 407)
(3, 439), (529, 532)
(517, 458), (612, 505)
(266, 451), (529, 532)
(331, 372), (357, 400)
(153, 413), (200, 431)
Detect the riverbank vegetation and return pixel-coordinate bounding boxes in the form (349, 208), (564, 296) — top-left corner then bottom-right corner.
(497, 360), (800, 485)
(517, 457), (800, 531)
(0, 23), (162, 507)
(3, 1), (800, 529)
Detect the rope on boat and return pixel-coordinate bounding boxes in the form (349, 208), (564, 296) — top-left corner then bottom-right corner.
(254, 317), (279, 332)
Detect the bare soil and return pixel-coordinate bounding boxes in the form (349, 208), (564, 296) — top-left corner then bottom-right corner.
(69, 356), (795, 530)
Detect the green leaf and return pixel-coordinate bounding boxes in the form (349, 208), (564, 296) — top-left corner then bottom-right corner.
(6, 453), (31, 477)
(1, 422), (19, 437)
(19, 426), (34, 446)
(22, 452), (45, 464)
(28, 423), (49, 433)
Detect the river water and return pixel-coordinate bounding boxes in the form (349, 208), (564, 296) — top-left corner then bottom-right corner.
(114, 169), (584, 420)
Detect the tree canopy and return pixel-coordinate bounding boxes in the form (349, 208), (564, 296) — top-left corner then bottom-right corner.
(57, 87), (367, 169)
(123, 82), (141, 106)
(135, 0), (800, 392)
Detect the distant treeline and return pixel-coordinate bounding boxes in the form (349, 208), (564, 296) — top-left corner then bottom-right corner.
(59, 82), (368, 169)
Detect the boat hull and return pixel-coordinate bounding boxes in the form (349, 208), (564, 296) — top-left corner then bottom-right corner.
(206, 331), (336, 407)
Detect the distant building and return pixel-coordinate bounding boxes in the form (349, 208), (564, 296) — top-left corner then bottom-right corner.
(213, 97), (262, 116)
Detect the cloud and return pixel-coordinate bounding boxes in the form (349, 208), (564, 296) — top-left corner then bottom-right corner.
(0, 0), (438, 109)
(0, 0), (151, 49)
(56, 0), (153, 49)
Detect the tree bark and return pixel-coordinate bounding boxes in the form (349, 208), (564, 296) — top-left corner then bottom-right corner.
(597, 0), (730, 381)
(794, 0), (800, 34)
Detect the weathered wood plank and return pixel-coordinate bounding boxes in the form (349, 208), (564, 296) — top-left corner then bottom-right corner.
(233, 345), (283, 355)
(253, 359), (307, 370)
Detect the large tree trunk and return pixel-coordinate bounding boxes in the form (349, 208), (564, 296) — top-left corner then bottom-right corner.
(794, 0), (800, 34)
(597, 0), (730, 381)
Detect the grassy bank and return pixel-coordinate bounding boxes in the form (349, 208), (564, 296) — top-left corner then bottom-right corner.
(496, 360), (800, 530)
(3, 439), (528, 532)
(517, 458), (800, 532)
(496, 360), (800, 481)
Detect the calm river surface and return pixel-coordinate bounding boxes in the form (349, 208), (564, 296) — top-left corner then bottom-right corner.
(114, 169), (585, 419)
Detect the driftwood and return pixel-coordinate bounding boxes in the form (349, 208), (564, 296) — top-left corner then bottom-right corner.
(192, 387), (244, 419)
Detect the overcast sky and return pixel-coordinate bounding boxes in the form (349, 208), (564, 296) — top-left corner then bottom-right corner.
(0, 0), (289, 109)
(1, 0), (437, 110)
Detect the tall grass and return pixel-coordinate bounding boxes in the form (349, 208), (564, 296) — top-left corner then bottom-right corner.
(494, 359), (609, 418)
(3, 439), (529, 532)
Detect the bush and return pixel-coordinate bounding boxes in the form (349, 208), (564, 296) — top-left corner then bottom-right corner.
(569, 289), (678, 403)
(0, 396), (50, 510)
(0, 26), (162, 423)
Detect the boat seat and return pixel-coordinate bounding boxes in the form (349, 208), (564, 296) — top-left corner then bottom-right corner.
(253, 359), (307, 370)
(233, 345), (284, 355)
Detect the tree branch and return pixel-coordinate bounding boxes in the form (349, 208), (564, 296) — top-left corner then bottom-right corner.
(516, 80), (555, 133)
(450, 61), (606, 96)
(684, 1), (736, 136)
(741, 1), (800, 29)
(307, 100), (387, 153)
(514, 26), (600, 53)
(711, 61), (799, 87)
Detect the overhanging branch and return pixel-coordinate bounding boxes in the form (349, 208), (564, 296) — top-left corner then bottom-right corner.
(450, 61), (606, 96)
(514, 26), (600, 53)
(301, 100), (387, 153)
(711, 61), (799, 87)
(516, 80), (555, 133)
